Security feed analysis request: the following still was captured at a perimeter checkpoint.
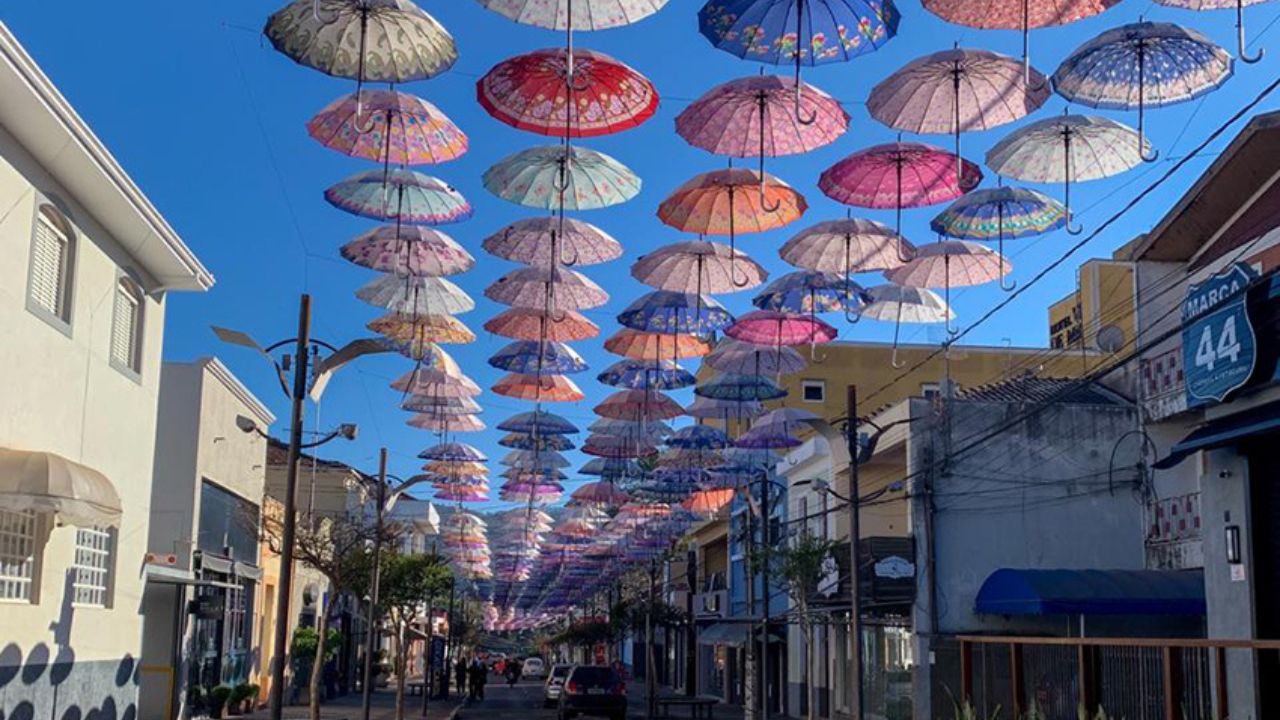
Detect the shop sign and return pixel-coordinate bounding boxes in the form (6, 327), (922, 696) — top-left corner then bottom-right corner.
(190, 595), (224, 620)
(874, 556), (915, 580)
(1183, 262), (1258, 406)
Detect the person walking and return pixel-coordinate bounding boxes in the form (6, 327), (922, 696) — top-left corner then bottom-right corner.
(505, 658), (522, 688)
(469, 658), (487, 700)
(454, 657), (467, 699)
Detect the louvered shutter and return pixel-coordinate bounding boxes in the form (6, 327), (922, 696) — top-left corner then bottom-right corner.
(111, 283), (138, 369)
(29, 218), (66, 317)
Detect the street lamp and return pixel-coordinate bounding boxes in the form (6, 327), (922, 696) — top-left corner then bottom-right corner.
(216, 293), (389, 720)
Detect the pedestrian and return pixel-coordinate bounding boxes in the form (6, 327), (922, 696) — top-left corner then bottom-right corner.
(469, 658), (487, 700)
(454, 657), (467, 698)
(505, 658), (522, 688)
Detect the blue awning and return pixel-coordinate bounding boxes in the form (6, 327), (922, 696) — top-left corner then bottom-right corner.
(1154, 400), (1280, 469)
(975, 569), (1205, 616)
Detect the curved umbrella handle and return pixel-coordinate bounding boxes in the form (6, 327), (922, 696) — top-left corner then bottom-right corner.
(794, 82), (817, 126)
(729, 231), (751, 289)
(896, 233), (914, 264)
(1239, 0), (1264, 64)
(552, 155), (572, 192)
(1062, 136), (1084, 235)
(1136, 45), (1160, 164)
(810, 342), (827, 363)
(758, 155), (781, 214)
(560, 243), (580, 267)
(350, 11), (378, 135)
(890, 307), (906, 369)
(997, 214), (1017, 293)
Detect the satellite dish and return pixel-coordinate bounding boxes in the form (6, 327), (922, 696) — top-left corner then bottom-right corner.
(1096, 325), (1125, 353)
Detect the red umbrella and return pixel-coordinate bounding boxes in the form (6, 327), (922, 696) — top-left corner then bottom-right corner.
(478, 48), (659, 137)
(484, 308), (600, 341)
(492, 373), (585, 402)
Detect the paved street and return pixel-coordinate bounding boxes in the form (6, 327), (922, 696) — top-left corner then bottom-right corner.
(454, 676), (736, 720)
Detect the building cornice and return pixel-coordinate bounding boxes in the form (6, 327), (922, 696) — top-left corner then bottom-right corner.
(199, 356), (276, 427)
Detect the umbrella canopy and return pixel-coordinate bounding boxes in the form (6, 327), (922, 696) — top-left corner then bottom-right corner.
(595, 390), (685, 421)
(402, 394), (482, 415)
(724, 310), (837, 346)
(325, 169), (472, 225)
(492, 373), (586, 402)
(391, 369), (482, 398)
(677, 75), (849, 157)
(499, 433), (577, 451)
(1052, 22), (1232, 159)
(705, 339), (808, 376)
(698, 0), (898, 65)
(368, 312), (476, 344)
(502, 449), (572, 469)
(407, 413), (486, 432)
(386, 342), (460, 378)
(488, 340), (589, 375)
(484, 145), (641, 211)
(484, 266), (610, 310)
(695, 373), (787, 401)
(356, 274), (475, 315)
(478, 48), (658, 137)
(886, 240), (1011, 289)
(483, 218), (623, 267)
(474, 0), (671, 30)
(582, 435), (660, 459)
(666, 425), (732, 450)
(931, 187), (1066, 289)
(265, 0), (457, 82)
(683, 488), (736, 516)
(736, 422), (803, 449)
(498, 410), (580, 435)
(604, 329), (713, 360)
(659, 168), (807, 236)
(307, 89), (467, 165)
(341, 226), (474, 276)
(597, 359), (695, 390)
(420, 442), (488, 463)
(752, 270), (866, 314)
(589, 417), (673, 437)
(778, 218), (914, 282)
(616, 291), (734, 335)
(1153, 0), (1271, 63)
(423, 460), (488, 476)
(631, 240), (768, 294)
(572, 481), (631, 505)
(580, 457), (641, 476)
(484, 307), (600, 342)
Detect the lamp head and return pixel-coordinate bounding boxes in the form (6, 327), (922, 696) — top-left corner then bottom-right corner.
(338, 423), (358, 441)
(235, 415), (258, 435)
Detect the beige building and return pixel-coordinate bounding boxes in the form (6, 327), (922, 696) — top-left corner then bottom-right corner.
(0, 21), (211, 718)
(139, 358), (275, 719)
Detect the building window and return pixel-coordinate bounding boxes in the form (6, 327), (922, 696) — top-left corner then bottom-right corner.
(0, 510), (38, 602)
(921, 382), (941, 399)
(27, 206), (75, 328)
(110, 277), (143, 375)
(801, 379), (825, 403)
(72, 526), (113, 607)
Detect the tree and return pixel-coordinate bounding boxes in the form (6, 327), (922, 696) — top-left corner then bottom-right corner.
(762, 530), (838, 720)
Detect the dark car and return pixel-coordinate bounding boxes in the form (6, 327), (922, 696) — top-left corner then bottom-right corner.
(557, 665), (626, 720)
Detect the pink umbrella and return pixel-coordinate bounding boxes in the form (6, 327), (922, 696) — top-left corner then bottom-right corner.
(483, 265), (609, 311)
(406, 414), (486, 432)
(483, 217), (623, 267)
(868, 49), (1050, 183)
(631, 239), (768, 294)
(778, 218), (915, 305)
(307, 89), (468, 166)
(594, 390), (685, 421)
(724, 309), (837, 349)
(571, 481), (631, 506)
(885, 240), (1010, 334)
(340, 226), (474, 276)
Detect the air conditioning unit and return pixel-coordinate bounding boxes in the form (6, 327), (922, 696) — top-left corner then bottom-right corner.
(696, 590), (727, 619)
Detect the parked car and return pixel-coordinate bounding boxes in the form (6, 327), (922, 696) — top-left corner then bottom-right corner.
(522, 656), (547, 679)
(544, 664), (574, 707)
(558, 665), (626, 720)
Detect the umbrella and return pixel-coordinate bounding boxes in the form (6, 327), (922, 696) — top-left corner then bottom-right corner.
(604, 329), (713, 360)
(736, 422), (803, 449)
(489, 340), (589, 375)
(659, 168), (807, 254)
(986, 114), (1147, 234)
(869, 49), (1050, 181)
(778, 219), (914, 305)
(325, 169), (472, 225)
(865, 273), (960, 352)
(698, 0), (899, 119)
(930, 187), (1066, 290)
(402, 394), (482, 415)
(1154, 0), (1271, 63)
(368, 312), (476, 344)
(483, 217), (622, 267)
(478, 48), (658, 137)
(887, 240), (1011, 287)
(485, 307), (600, 343)
(493, 373), (586, 402)
(407, 413), (486, 432)
(572, 481), (631, 506)
(616, 291), (735, 336)
(474, 0), (670, 30)
(631, 240), (767, 293)
(676, 75), (849, 205)
(595, 390), (685, 421)
(307, 89), (467, 166)
(682, 487), (736, 516)
(752, 270), (866, 316)
(484, 145), (641, 211)
(499, 433), (577, 451)
(705, 339), (808, 376)
(435, 487), (492, 503)
(580, 457), (641, 476)
(420, 442), (488, 463)
(724, 310), (837, 347)
(582, 435), (660, 459)
(1053, 22), (1232, 163)
(921, 0), (1120, 82)
(423, 460), (488, 476)
(387, 342), (460, 377)
(341, 226), (474, 276)
(356, 274), (475, 315)
(597, 359), (695, 390)
(498, 410), (580, 435)
(695, 373), (787, 402)
(666, 425), (732, 451)
(818, 142), (982, 241)
(391, 369), (482, 398)
(589, 417), (673, 437)
(502, 449), (572, 469)
(484, 266), (609, 311)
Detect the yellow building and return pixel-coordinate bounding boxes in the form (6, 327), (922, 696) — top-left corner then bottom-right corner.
(1047, 257), (1137, 352)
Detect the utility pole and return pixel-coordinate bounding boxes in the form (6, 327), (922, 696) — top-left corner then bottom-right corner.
(743, 503), (757, 720)
(361, 449), (389, 720)
(646, 558), (658, 719)
(267, 294), (311, 720)
(845, 385), (865, 720)
(759, 474), (771, 720)
(685, 547), (697, 697)
(422, 541), (440, 716)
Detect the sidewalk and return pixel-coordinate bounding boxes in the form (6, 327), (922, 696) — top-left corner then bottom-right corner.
(626, 681), (742, 719)
(241, 687), (464, 720)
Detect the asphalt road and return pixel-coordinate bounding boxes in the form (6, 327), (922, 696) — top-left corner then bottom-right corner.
(454, 677), (643, 720)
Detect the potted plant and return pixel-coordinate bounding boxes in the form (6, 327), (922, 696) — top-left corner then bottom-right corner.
(244, 684), (260, 713)
(207, 685), (234, 719)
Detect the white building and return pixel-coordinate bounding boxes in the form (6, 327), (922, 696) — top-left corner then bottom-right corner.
(0, 21), (212, 719)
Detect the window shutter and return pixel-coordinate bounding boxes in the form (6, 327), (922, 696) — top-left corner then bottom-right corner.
(111, 284), (138, 369)
(30, 219), (66, 317)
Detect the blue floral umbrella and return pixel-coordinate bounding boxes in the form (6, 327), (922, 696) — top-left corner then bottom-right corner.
(616, 290), (734, 336)
(488, 340), (590, 375)
(498, 433), (576, 451)
(666, 424), (733, 450)
(735, 423), (802, 449)
(325, 169), (473, 225)
(597, 359), (696, 390)
(580, 458), (641, 477)
(931, 186), (1067, 290)
(752, 270), (867, 320)
(497, 410), (579, 435)
(695, 373), (788, 401)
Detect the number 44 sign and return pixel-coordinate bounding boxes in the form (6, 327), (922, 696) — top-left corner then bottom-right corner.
(1182, 262), (1259, 406)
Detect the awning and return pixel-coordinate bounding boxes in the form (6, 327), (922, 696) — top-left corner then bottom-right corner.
(1155, 400), (1280, 469)
(975, 569), (1205, 616)
(695, 621), (785, 647)
(0, 448), (122, 527)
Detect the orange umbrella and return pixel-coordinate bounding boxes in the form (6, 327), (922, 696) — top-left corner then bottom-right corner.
(594, 390), (685, 421)
(604, 329), (712, 361)
(423, 460), (488, 476)
(483, 307), (600, 341)
(369, 312), (475, 344)
(492, 373), (585, 402)
(682, 488), (736, 516)
(658, 168), (807, 236)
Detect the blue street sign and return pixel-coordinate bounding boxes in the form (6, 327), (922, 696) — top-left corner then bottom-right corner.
(1182, 263), (1259, 406)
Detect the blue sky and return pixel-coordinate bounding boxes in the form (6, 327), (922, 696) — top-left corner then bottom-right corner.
(6, 1), (1280, 508)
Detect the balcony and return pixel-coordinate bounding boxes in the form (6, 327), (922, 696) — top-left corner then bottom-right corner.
(1141, 346), (1188, 421)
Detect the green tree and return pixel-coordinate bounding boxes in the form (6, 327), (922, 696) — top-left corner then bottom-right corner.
(762, 530), (838, 720)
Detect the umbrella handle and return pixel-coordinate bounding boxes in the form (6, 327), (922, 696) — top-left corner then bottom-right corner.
(810, 342), (828, 364)
(794, 83), (817, 126)
(890, 309), (906, 369)
(997, 216), (1017, 292)
(351, 11), (378, 135)
(1239, 0), (1264, 64)
(758, 157), (782, 213)
(730, 237), (752, 288)
(1063, 132), (1084, 235)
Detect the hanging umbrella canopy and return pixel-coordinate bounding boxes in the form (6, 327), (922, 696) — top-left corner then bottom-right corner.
(407, 413), (486, 432)
(677, 75), (849, 157)
(502, 449), (572, 469)
(885, 241), (1011, 288)
(500, 466), (569, 481)
(391, 369), (482, 398)
(666, 425), (732, 450)
(474, 0), (671, 30)
(698, 0), (899, 65)
(478, 48), (659, 137)
(1153, 0), (1271, 63)
(499, 433), (577, 451)
(325, 169), (472, 225)
(632, 240), (768, 294)
(492, 373), (586, 402)
(860, 284), (955, 323)
(341, 226), (474, 276)
(484, 265), (610, 310)
(581, 435), (660, 459)
(931, 187), (1065, 288)
(265, 0), (458, 81)
(368, 312), (476, 344)
(1052, 22), (1232, 159)
(402, 394), (482, 415)
(483, 218), (623, 267)
(616, 291), (735, 335)
(423, 459), (488, 476)
(659, 169), (807, 236)
(435, 487), (492, 503)
(356, 274), (475, 315)
(589, 417), (673, 438)
(420, 442), (488, 463)
(484, 145), (642, 210)
(736, 422), (803, 449)
(604, 329), (713, 360)
(724, 309), (837, 346)
(752, 270), (866, 314)
(683, 487), (736, 516)
(308, 89), (468, 165)
(498, 409), (580, 435)
(386, 342), (461, 378)
(779, 219), (913, 276)
(572, 481), (631, 506)
(595, 390), (685, 421)
(485, 307), (599, 341)
(489, 340), (589, 375)
(580, 457), (641, 476)
(705, 339), (808, 376)
(597, 359), (695, 390)
(695, 373), (787, 402)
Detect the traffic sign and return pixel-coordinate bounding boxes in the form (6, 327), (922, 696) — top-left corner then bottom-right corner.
(1182, 263), (1258, 406)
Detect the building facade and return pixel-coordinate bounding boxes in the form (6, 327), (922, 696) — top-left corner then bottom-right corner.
(0, 22), (212, 720)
